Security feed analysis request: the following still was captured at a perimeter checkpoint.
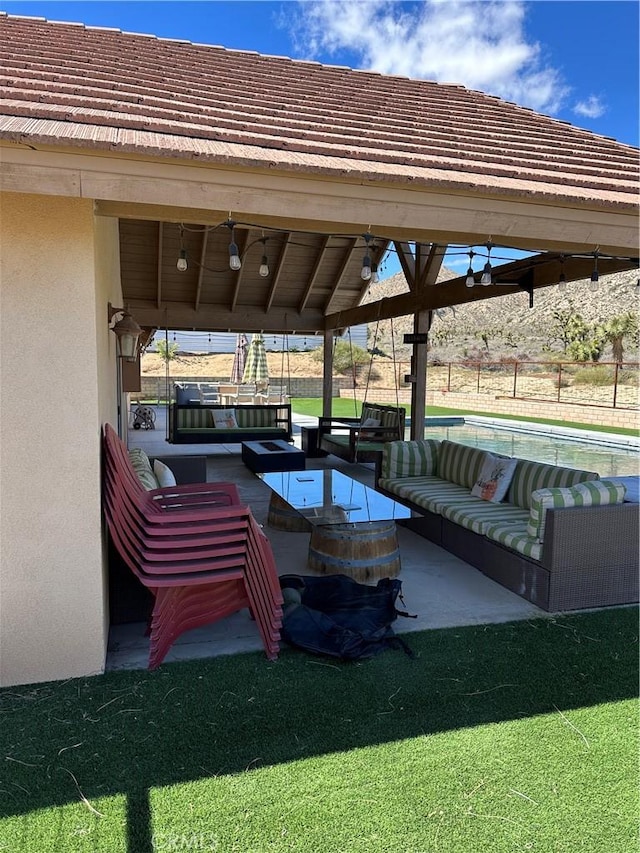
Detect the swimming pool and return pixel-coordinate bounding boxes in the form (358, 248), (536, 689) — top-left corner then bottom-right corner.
(418, 418), (639, 477)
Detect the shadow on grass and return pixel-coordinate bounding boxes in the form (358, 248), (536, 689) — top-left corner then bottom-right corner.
(1, 608), (637, 851)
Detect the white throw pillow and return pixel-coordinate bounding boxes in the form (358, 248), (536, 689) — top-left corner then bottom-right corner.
(153, 459), (177, 488)
(361, 417), (381, 427)
(470, 453), (517, 503)
(212, 408), (238, 429)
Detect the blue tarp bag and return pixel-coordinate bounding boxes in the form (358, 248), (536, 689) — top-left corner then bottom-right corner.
(279, 574), (415, 660)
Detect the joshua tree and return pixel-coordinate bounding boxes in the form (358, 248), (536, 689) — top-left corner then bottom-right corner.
(604, 312), (638, 363)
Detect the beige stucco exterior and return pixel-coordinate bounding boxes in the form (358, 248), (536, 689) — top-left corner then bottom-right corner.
(0, 192), (121, 686)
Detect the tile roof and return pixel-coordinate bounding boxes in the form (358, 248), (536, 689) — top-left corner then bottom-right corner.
(0, 13), (638, 209)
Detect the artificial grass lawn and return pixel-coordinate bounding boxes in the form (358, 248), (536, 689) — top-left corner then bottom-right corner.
(1, 608), (637, 853)
(291, 398), (637, 436)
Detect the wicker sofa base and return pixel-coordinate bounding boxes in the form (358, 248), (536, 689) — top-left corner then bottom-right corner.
(391, 494), (639, 612)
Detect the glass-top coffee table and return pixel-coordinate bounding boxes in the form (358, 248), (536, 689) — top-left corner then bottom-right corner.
(259, 469), (411, 582)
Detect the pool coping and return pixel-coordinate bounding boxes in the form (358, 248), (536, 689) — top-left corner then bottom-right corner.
(462, 415), (639, 451)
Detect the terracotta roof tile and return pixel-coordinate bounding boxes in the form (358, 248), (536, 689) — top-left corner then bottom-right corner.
(0, 13), (637, 209)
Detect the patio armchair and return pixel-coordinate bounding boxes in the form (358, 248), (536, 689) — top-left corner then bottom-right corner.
(318, 403), (406, 464)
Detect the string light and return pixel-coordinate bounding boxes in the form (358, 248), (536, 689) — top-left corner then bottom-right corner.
(259, 238), (270, 277)
(465, 250), (476, 288)
(481, 241), (493, 285)
(176, 226), (188, 272)
(361, 232), (372, 281)
(589, 249), (600, 291)
(371, 261), (380, 284)
(226, 220), (242, 271)
(558, 255), (567, 292)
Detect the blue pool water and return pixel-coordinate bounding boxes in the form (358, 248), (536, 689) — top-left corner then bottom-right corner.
(419, 420), (639, 477)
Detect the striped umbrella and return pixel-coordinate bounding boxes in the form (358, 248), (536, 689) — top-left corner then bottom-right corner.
(242, 333), (269, 389)
(230, 333), (248, 383)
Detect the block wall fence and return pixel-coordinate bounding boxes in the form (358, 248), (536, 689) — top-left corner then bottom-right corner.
(136, 376), (638, 431)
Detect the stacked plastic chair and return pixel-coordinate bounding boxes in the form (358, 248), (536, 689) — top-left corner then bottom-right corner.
(102, 424), (282, 668)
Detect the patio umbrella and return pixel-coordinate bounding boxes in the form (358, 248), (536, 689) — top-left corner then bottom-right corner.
(230, 333), (248, 383)
(242, 333), (269, 389)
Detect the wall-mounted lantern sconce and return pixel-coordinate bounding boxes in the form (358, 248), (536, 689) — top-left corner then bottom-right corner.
(108, 303), (143, 362)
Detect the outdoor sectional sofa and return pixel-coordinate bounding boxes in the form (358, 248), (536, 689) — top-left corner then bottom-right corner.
(169, 403), (293, 444)
(377, 438), (639, 612)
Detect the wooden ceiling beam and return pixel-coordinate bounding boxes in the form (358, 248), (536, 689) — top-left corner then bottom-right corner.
(193, 227), (209, 311)
(417, 242), (445, 289)
(298, 235), (330, 313)
(325, 254), (637, 330)
(324, 238), (358, 316)
(156, 221), (163, 309)
(126, 302), (326, 334)
(265, 233), (291, 313)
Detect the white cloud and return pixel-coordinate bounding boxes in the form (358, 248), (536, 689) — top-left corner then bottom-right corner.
(573, 95), (606, 119)
(290, 0), (570, 114)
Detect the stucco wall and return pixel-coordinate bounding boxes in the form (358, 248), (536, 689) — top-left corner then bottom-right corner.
(0, 193), (114, 686)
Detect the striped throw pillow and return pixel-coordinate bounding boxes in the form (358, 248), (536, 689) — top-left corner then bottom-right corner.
(380, 439), (440, 479)
(128, 448), (159, 490)
(526, 479), (627, 542)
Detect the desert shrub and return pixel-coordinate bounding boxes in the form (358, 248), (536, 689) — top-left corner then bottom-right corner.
(572, 366), (615, 386)
(156, 339), (179, 362)
(618, 368), (640, 386)
(311, 340), (369, 375)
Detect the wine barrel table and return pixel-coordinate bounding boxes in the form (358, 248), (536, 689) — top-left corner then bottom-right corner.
(307, 520), (401, 583)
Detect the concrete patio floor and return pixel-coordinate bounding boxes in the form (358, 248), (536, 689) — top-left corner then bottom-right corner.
(107, 407), (545, 670)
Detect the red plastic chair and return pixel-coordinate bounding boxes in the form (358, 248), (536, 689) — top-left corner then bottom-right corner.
(103, 424), (282, 668)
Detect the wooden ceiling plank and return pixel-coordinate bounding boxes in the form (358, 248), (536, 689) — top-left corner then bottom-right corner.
(156, 221), (163, 309)
(193, 227), (209, 311)
(323, 237), (358, 315)
(265, 233), (292, 313)
(298, 235), (330, 313)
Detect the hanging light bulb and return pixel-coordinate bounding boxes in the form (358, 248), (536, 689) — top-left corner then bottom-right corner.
(480, 241), (493, 285)
(176, 226), (188, 271)
(371, 262), (380, 284)
(589, 249), (599, 291)
(226, 220), (242, 270)
(465, 249), (476, 288)
(259, 239), (269, 277)
(361, 232), (372, 281)
(558, 255), (567, 293)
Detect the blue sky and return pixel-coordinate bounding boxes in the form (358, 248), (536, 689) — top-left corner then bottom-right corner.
(3, 0), (637, 278)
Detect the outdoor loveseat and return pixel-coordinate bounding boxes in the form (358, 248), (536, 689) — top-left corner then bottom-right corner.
(376, 438), (639, 612)
(169, 403), (293, 444)
(318, 403), (406, 463)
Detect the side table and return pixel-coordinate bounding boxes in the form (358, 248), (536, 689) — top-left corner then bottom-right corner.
(301, 425), (327, 458)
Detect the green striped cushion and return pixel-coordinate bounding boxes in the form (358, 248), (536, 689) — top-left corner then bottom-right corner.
(442, 500), (529, 535)
(485, 522), (542, 561)
(362, 406), (381, 424)
(176, 407), (210, 429)
(380, 439), (440, 479)
(526, 479), (627, 542)
(436, 441), (487, 489)
(128, 448), (159, 490)
(380, 409), (403, 434)
(507, 459), (598, 510)
(381, 477), (470, 514)
(236, 407), (276, 428)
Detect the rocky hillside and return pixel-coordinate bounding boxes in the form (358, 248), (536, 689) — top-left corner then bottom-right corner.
(363, 267), (639, 363)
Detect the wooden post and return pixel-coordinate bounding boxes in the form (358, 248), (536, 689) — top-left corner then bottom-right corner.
(322, 328), (333, 417)
(410, 310), (431, 439)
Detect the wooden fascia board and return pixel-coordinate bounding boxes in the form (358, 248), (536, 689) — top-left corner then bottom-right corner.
(2, 147), (637, 255)
(324, 254), (638, 329)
